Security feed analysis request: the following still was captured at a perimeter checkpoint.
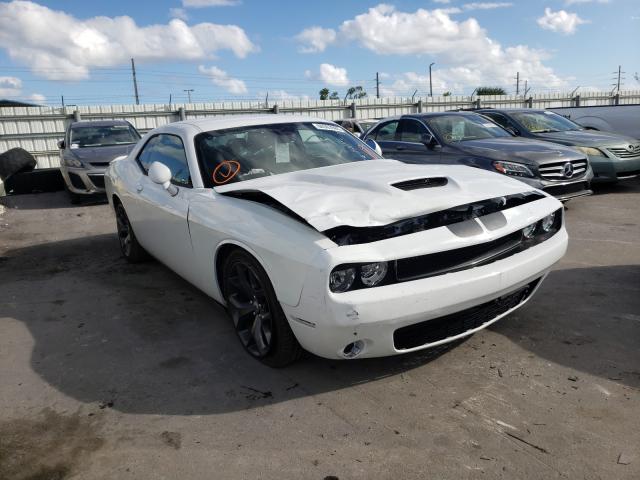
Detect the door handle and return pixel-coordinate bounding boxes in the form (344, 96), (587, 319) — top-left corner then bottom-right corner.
(136, 183), (143, 193)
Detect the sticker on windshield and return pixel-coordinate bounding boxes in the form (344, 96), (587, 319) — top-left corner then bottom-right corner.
(312, 123), (344, 133)
(275, 143), (290, 164)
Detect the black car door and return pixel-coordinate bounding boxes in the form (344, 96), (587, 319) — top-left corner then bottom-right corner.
(393, 118), (441, 164)
(368, 120), (402, 156)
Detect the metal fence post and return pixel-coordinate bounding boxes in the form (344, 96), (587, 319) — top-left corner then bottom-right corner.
(417, 99), (423, 113)
(73, 110), (81, 122)
(178, 107), (186, 121)
(527, 97), (533, 108)
(350, 102), (356, 118)
(574, 95), (580, 107)
(475, 98), (481, 109)
(272, 104), (279, 114)
(613, 93), (620, 106)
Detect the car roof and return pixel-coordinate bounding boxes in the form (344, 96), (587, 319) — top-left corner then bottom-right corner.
(70, 120), (133, 128)
(478, 108), (546, 114)
(177, 115), (336, 133)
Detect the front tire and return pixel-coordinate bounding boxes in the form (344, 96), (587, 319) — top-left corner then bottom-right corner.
(222, 250), (302, 367)
(115, 202), (148, 263)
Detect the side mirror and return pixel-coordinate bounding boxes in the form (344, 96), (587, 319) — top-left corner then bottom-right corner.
(364, 138), (383, 156)
(57, 139), (66, 149)
(148, 161), (178, 196)
(421, 133), (436, 148)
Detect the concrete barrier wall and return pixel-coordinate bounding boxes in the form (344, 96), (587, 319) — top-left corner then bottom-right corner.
(1, 90), (639, 168)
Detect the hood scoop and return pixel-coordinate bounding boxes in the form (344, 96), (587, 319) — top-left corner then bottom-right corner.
(391, 177), (448, 191)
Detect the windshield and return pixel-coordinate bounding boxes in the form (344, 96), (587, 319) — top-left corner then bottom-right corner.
(70, 125), (140, 148)
(195, 122), (381, 186)
(425, 114), (511, 143)
(510, 111), (583, 133)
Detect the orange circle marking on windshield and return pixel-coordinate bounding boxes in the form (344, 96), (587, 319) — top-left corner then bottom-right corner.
(213, 160), (241, 185)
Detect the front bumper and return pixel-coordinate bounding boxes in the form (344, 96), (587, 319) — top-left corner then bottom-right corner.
(590, 154), (640, 183)
(283, 215), (568, 360)
(518, 173), (593, 202)
(60, 166), (107, 194)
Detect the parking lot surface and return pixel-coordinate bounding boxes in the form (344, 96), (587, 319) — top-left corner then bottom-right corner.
(1, 183), (639, 480)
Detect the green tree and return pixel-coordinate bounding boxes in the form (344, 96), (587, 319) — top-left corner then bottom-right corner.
(442, 91), (452, 97)
(320, 88), (340, 100)
(344, 86), (367, 100)
(476, 86), (507, 96)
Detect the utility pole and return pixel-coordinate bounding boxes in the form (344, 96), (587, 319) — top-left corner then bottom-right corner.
(184, 89), (194, 103)
(515, 71), (520, 95)
(61, 95), (64, 108)
(524, 80), (531, 96)
(612, 65), (625, 92)
(131, 58), (140, 105)
(376, 72), (380, 99)
(429, 63), (435, 97)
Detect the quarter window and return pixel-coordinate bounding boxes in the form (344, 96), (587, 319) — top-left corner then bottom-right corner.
(137, 134), (191, 187)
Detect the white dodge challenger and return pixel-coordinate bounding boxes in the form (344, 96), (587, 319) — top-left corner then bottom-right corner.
(105, 115), (567, 366)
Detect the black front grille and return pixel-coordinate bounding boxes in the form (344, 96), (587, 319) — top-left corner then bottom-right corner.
(68, 172), (85, 189)
(543, 181), (589, 197)
(88, 174), (105, 189)
(393, 279), (540, 350)
(396, 230), (523, 281)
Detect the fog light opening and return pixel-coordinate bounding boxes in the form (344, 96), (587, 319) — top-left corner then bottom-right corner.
(343, 340), (365, 358)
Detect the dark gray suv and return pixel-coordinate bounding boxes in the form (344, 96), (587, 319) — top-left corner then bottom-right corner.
(58, 120), (141, 203)
(363, 112), (593, 201)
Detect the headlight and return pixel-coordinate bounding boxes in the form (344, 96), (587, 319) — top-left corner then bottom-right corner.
(329, 267), (356, 293)
(360, 262), (388, 287)
(522, 223), (537, 239)
(575, 146), (605, 157)
(493, 161), (534, 178)
(63, 157), (83, 168)
(541, 212), (556, 232)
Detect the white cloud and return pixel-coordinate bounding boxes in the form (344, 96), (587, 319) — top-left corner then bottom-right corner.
(28, 93), (46, 103)
(463, 3), (513, 10)
(182, 0), (240, 7)
(169, 7), (188, 21)
(305, 63), (350, 87)
(198, 65), (247, 94)
(537, 8), (588, 34)
(296, 4), (567, 92)
(0, 76), (22, 97)
(0, 1), (257, 81)
(433, 0), (451, 3)
(295, 27), (337, 53)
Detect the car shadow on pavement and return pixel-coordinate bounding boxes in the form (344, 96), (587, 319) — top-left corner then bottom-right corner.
(0, 192), (107, 210)
(591, 179), (640, 196)
(1, 233), (639, 416)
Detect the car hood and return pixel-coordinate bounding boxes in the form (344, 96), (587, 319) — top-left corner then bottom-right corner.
(454, 137), (584, 165)
(214, 160), (536, 232)
(68, 144), (136, 163)
(535, 130), (638, 147)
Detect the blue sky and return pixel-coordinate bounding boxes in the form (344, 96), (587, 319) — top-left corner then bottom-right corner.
(0, 0), (638, 105)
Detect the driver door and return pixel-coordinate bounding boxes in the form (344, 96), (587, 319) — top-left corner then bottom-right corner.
(126, 134), (197, 279)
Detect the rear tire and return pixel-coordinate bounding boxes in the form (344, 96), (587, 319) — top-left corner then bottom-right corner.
(66, 186), (81, 204)
(115, 202), (148, 263)
(222, 250), (302, 367)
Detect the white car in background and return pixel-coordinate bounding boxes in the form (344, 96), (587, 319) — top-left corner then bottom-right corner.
(105, 115), (567, 366)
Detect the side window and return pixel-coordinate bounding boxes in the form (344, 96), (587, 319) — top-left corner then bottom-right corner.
(483, 113), (509, 129)
(400, 119), (428, 143)
(137, 134), (191, 187)
(375, 121), (399, 141)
